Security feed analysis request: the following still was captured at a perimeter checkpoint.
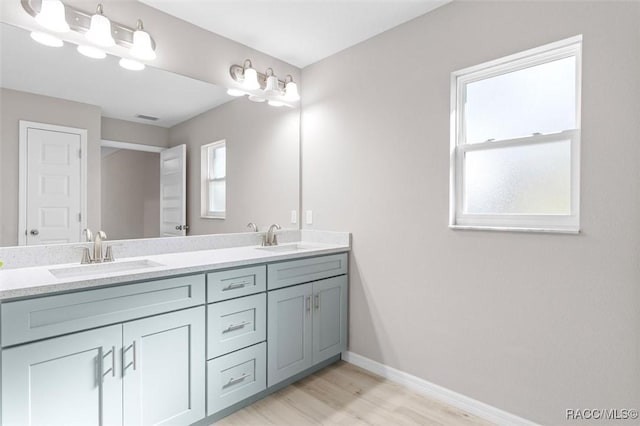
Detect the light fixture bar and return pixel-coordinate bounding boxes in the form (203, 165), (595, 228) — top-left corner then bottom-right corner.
(21, 0), (156, 50)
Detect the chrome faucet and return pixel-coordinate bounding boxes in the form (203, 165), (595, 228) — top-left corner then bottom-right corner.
(80, 229), (113, 264)
(262, 224), (281, 247)
(247, 222), (258, 232)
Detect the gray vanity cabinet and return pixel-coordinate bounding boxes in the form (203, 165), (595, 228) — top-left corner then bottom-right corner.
(267, 272), (348, 387)
(1, 325), (123, 426)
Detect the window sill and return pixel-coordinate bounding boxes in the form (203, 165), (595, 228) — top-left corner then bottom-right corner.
(201, 215), (225, 220)
(449, 225), (580, 235)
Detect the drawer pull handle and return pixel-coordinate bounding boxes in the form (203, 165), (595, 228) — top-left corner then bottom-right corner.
(314, 294), (320, 310)
(224, 373), (251, 388)
(305, 296), (311, 313)
(132, 340), (137, 371)
(223, 321), (251, 333)
(223, 282), (248, 291)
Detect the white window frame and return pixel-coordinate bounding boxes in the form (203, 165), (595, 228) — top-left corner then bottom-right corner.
(201, 139), (226, 219)
(449, 35), (582, 233)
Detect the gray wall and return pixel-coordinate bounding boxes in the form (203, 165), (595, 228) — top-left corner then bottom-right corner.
(301, 1), (640, 425)
(101, 149), (160, 240)
(101, 117), (170, 148)
(0, 88), (102, 246)
(170, 99), (299, 235)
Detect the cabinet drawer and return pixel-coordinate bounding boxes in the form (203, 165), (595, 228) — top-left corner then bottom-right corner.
(207, 343), (266, 416)
(207, 265), (266, 302)
(267, 253), (348, 290)
(207, 293), (266, 359)
(1, 274), (205, 347)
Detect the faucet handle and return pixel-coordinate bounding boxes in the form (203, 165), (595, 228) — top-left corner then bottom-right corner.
(247, 222), (258, 232)
(80, 247), (92, 264)
(104, 246), (115, 262)
(83, 228), (93, 242)
(97, 230), (107, 240)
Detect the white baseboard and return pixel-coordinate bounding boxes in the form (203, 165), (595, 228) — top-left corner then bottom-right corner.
(342, 351), (539, 426)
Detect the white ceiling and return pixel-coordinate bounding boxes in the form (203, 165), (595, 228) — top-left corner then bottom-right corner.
(140, 0), (451, 68)
(0, 23), (232, 128)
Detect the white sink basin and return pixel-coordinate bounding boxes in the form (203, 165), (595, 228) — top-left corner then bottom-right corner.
(255, 243), (315, 253)
(49, 259), (164, 279)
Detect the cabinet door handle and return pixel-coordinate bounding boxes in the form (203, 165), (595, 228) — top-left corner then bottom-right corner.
(102, 346), (116, 377)
(132, 340), (137, 370)
(223, 282), (247, 291)
(314, 294), (319, 310)
(305, 296), (311, 312)
(223, 321), (251, 333)
(224, 373), (251, 388)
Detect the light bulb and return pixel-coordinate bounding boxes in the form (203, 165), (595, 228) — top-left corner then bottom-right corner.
(284, 80), (300, 102)
(85, 5), (115, 47)
(35, 0), (69, 33)
(243, 67), (260, 90)
(248, 95), (266, 103)
(227, 89), (247, 97)
(30, 31), (63, 47)
(119, 58), (145, 71)
(77, 45), (106, 59)
(268, 100), (285, 107)
(130, 20), (156, 60)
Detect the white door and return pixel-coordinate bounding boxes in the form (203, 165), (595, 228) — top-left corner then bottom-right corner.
(160, 144), (187, 236)
(19, 121), (87, 245)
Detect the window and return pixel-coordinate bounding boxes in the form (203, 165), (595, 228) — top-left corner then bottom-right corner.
(450, 36), (582, 233)
(201, 140), (226, 219)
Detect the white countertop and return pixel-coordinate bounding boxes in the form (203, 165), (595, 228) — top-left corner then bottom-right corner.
(0, 242), (350, 300)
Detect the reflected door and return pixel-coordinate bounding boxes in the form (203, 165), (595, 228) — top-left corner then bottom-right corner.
(19, 121), (87, 245)
(160, 144), (187, 236)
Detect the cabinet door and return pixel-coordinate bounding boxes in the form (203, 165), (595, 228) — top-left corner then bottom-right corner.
(267, 283), (313, 387)
(123, 306), (205, 426)
(312, 275), (348, 364)
(1, 325), (122, 426)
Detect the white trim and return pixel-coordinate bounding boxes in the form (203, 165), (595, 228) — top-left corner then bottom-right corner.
(342, 351), (540, 426)
(18, 121), (88, 246)
(449, 225), (580, 234)
(101, 139), (165, 153)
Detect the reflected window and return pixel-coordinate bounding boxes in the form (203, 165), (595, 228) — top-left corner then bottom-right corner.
(201, 140), (226, 218)
(450, 36), (582, 232)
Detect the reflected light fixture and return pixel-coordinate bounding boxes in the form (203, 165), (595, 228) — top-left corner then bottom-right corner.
(242, 60), (261, 90)
(85, 4), (115, 47)
(229, 59), (300, 107)
(77, 45), (106, 59)
(130, 19), (156, 60)
(284, 75), (300, 102)
(227, 89), (247, 97)
(263, 68), (281, 97)
(35, 0), (69, 33)
(119, 58), (145, 71)
(30, 31), (64, 47)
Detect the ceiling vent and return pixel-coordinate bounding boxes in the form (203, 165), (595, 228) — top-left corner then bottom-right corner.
(135, 114), (159, 121)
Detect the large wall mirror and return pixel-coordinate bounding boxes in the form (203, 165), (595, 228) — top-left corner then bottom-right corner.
(0, 23), (300, 248)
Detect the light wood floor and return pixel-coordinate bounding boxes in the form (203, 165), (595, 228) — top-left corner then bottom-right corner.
(216, 361), (494, 425)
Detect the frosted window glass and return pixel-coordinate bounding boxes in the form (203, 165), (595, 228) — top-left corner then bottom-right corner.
(208, 180), (226, 213)
(465, 56), (576, 144)
(464, 140), (571, 214)
(208, 146), (226, 179)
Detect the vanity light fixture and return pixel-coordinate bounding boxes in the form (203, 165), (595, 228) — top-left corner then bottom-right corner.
(119, 58), (145, 71)
(22, 0), (157, 70)
(228, 59), (300, 107)
(85, 4), (115, 47)
(130, 20), (156, 61)
(30, 31), (64, 47)
(77, 45), (106, 59)
(284, 75), (300, 102)
(35, 0), (69, 33)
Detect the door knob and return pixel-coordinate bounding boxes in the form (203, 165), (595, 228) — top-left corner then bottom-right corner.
(175, 225), (189, 231)
(30, 229), (39, 236)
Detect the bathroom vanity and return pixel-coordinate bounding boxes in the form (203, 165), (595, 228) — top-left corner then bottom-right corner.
(0, 238), (349, 425)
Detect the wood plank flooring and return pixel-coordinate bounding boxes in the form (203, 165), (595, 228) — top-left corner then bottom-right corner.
(215, 361), (494, 425)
